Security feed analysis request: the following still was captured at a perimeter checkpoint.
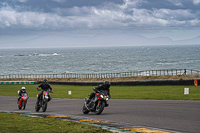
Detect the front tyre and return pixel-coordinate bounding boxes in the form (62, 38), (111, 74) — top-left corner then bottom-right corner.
(82, 104), (89, 114)
(42, 100), (48, 112)
(95, 100), (105, 115)
(22, 101), (26, 110)
(18, 104), (22, 110)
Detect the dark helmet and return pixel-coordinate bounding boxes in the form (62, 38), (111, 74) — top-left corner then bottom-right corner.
(43, 79), (48, 83)
(103, 81), (110, 86)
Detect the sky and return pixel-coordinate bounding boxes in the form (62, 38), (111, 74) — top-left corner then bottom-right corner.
(0, 0), (200, 48)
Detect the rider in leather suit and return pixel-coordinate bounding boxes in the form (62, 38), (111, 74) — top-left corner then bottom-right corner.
(36, 79), (53, 102)
(18, 87), (28, 103)
(87, 81), (111, 104)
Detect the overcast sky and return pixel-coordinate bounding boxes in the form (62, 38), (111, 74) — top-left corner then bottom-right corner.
(0, 0), (200, 48)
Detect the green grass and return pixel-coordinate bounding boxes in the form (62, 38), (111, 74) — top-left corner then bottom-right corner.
(112, 85), (200, 100)
(0, 84), (200, 100)
(1, 84), (199, 132)
(0, 112), (110, 133)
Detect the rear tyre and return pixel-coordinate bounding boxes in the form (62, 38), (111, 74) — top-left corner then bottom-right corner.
(82, 104), (89, 114)
(95, 100), (105, 115)
(35, 101), (40, 112)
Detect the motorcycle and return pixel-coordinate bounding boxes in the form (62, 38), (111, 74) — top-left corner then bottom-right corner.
(82, 90), (110, 115)
(17, 92), (29, 110)
(35, 90), (51, 112)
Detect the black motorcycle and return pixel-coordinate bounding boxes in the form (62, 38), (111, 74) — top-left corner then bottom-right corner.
(82, 90), (110, 115)
(35, 90), (52, 112)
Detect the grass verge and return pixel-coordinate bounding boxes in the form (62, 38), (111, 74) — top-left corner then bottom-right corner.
(0, 112), (110, 133)
(0, 84), (200, 100)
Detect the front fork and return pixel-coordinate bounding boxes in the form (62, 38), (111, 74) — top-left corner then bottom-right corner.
(84, 100), (90, 111)
(98, 99), (101, 104)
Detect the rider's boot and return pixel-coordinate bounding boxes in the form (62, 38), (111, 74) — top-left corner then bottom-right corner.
(48, 97), (52, 102)
(36, 95), (40, 105)
(86, 99), (91, 104)
(17, 97), (20, 104)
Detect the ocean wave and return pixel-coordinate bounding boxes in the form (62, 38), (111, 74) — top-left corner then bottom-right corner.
(21, 68), (30, 70)
(64, 71), (76, 73)
(14, 53), (60, 57)
(38, 54), (52, 56)
(52, 53), (60, 55)
(156, 62), (178, 65)
(39, 53), (60, 56)
(1, 45), (199, 74)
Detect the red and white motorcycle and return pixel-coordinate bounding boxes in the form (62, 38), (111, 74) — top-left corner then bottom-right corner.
(17, 92), (29, 110)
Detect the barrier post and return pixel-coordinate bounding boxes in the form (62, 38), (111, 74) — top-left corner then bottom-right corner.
(184, 88), (189, 95)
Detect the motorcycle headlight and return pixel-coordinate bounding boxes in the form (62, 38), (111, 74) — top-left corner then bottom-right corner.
(100, 95), (104, 98)
(106, 98), (109, 101)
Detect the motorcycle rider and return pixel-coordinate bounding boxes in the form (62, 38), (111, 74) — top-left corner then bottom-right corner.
(86, 81), (111, 106)
(18, 87), (28, 103)
(36, 79), (53, 103)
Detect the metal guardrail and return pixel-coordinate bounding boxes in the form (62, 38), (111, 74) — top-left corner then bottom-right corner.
(0, 69), (199, 79)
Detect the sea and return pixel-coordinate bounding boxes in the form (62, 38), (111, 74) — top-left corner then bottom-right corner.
(0, 45), (200, 75)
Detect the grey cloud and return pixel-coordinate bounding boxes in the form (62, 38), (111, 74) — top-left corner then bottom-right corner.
(193, 0), (200, 5)
(1, 0), (124, 13)
(0, 0), (200, 33)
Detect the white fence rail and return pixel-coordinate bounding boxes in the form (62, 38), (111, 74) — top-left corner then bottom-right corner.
(0, 69), (199, 79)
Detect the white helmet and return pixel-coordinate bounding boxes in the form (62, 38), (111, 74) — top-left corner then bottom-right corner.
(21, 87), (26, 92)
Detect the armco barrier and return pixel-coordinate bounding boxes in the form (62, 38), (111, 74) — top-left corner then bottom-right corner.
(0, 81), (37, 85)
(46, 79), (199, 86)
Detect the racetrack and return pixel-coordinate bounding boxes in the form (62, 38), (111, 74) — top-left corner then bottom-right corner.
(0, 96), (199, 133)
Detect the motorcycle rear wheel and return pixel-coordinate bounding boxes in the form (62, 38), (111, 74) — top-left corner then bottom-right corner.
(95, 100), (105, 115)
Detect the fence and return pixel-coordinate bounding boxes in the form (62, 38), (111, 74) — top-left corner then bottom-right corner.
(0, 69), (200, 79)
(0, 81), (37, 85)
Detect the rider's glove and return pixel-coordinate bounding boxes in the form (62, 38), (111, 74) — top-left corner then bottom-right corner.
(36, 87), (41, 91)
(51, 90), (53, 93)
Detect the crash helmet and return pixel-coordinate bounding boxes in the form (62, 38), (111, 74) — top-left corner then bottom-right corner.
(43, 79), (48, 83)
(21, 87), (26, 92)
(104, 81), (110, 86)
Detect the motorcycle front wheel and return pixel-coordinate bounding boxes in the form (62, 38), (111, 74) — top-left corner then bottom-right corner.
(82, 104), (89, 114)
(18, 104), (22, 110)
(42, 99), (48, 112)
(22, 101), (26, 110)
(35, 101), (40, 112)
(95, 100), (105, 115)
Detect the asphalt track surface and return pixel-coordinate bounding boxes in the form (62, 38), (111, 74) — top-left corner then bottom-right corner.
(0, 96), (199, 133)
